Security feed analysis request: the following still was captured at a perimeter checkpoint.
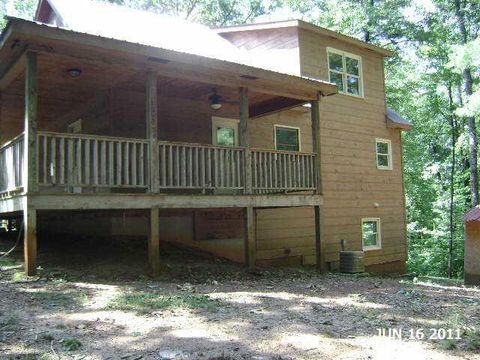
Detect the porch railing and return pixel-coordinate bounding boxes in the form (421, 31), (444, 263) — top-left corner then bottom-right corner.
(38, 132), (149, 188)
(0, 133), (24, 194)
(251, 149), (316, 192)
(1, 131), (317, 195)
(158, 142), (245, 190)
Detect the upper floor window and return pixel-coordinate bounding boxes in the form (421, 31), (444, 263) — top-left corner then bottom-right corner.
(274, 125), (300, 152)
(327, 48), (363, 97)
(376, 138), (392, 170)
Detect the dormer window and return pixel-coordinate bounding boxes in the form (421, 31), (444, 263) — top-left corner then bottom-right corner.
(327, 48), (363, 97)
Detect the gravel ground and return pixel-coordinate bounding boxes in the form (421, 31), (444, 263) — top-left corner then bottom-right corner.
(0, 236), (479, 360)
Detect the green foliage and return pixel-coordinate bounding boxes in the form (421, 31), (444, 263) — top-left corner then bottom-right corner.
(109, 291), (223, 313)
(61, 337), (82, 351)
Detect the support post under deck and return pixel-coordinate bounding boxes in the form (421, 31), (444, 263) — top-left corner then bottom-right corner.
(244, 206), (256, 271)
(148, 207), (160, 275)
(23, 204), (37, 276)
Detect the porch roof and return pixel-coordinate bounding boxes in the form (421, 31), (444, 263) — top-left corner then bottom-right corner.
(0, 17), (337, 102)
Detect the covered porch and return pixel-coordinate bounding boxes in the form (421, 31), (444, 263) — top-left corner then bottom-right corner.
(0, 18), (336, 276)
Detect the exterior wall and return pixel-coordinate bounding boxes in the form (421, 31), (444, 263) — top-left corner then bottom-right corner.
(298, 28), (407, 269)
(219, 27), (301, 75)
(465, 221), (480, 285)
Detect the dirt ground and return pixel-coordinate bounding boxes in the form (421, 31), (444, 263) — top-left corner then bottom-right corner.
(0, 235), (479, 360)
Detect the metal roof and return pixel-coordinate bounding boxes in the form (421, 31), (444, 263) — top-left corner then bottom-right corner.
(34, 0), (302, 76)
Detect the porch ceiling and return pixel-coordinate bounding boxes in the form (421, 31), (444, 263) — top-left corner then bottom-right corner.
(0, 18), (337, 101)
(2, 52), (307, 128)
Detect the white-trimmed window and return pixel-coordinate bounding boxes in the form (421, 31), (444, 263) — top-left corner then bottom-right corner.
(274, 125), (300, 152)
(327, 47), (363, 97)
(362, 218), (382, 251)
(376, 138), (392, 170)
(212, 117), (239, 146)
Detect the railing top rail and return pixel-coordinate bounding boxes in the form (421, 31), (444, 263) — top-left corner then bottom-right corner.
(251, 147), (316, 156)
(158, 140), (245, 151)
(0, 132), (25, 151)
(38, 131), (149, 144)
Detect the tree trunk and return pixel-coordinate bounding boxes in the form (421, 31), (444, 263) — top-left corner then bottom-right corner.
(455, 0), (478, 206)
(447, 84), (456, 278)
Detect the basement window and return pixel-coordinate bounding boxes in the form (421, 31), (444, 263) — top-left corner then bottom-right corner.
(274, 125), (300, 152)
(376, 138), (392, 170)
(362, 218), (382, 251)
(327, 47), (363, 97)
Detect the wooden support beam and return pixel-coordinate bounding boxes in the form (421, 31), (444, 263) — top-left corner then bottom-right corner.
(146, 71), (159, 193)
(239, 87), (252, 194)
(24, 51), (39, 194)
(25, 193), (323, 210)
(250, 97), (306, 119)
(311, 98), (325, 272)
(148, 207), (160, 275)
(244, 206), (256, 270)
(23, 203), (37, 276)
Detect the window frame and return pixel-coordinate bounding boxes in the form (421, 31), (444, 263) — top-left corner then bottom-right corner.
(212, 116), (239, 147)
(327, 47), (364, 98)
(361, 218), (382, 251)
(375, 138), (393, 170)
(274, 125), (301, 152)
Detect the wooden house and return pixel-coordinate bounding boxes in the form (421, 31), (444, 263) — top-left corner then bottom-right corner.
(0, 0), (411, 276)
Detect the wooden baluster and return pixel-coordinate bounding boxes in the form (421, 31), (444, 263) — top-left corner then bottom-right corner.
(116, 142), (122, 185)
(214, 148), (219, 188)
(160, 144), (166, 188)
(168, 145), (173, 187)
(200, 147), (206, 189)
(140, 143), (145, 187)
(207, 148), (212, 188)
(92, 139), (99, 186)
(76, 138), (82, 185)
(108, 141), (114, 186)
(67, 138), (74, 187)
(174, 146), (179, 187)
(132, 142), (137, 186)
(188, 146), (192, 187)
(84, 139), (90, 185)
(100, 140), (107, 185)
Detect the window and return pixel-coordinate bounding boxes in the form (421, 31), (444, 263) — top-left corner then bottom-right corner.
(362, 218), (382, 251)
(212, 117), (239, 146)
(376, 138), (392, 170)
(274, 125), (300, 152)
(327, 48), (363, 97)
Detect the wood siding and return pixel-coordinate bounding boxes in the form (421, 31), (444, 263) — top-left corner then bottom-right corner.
(298, 28), (407, 268)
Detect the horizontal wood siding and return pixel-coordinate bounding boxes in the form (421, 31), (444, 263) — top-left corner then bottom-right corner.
(298, 28), (407, 267)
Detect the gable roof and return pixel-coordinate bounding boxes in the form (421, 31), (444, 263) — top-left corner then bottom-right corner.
(216, 20), (395, 57)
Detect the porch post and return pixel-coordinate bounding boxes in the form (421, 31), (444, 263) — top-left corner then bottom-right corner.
(23, 51), (39, 276)
(244, 206), (256, 271)
(311, 97), (326, 273)
(148, 207), (160, 275)
(239, 87), (256, 270)
(146, 71), (159, 193)
(24, 51), (38, 194)
(239, 87), (252, 194)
